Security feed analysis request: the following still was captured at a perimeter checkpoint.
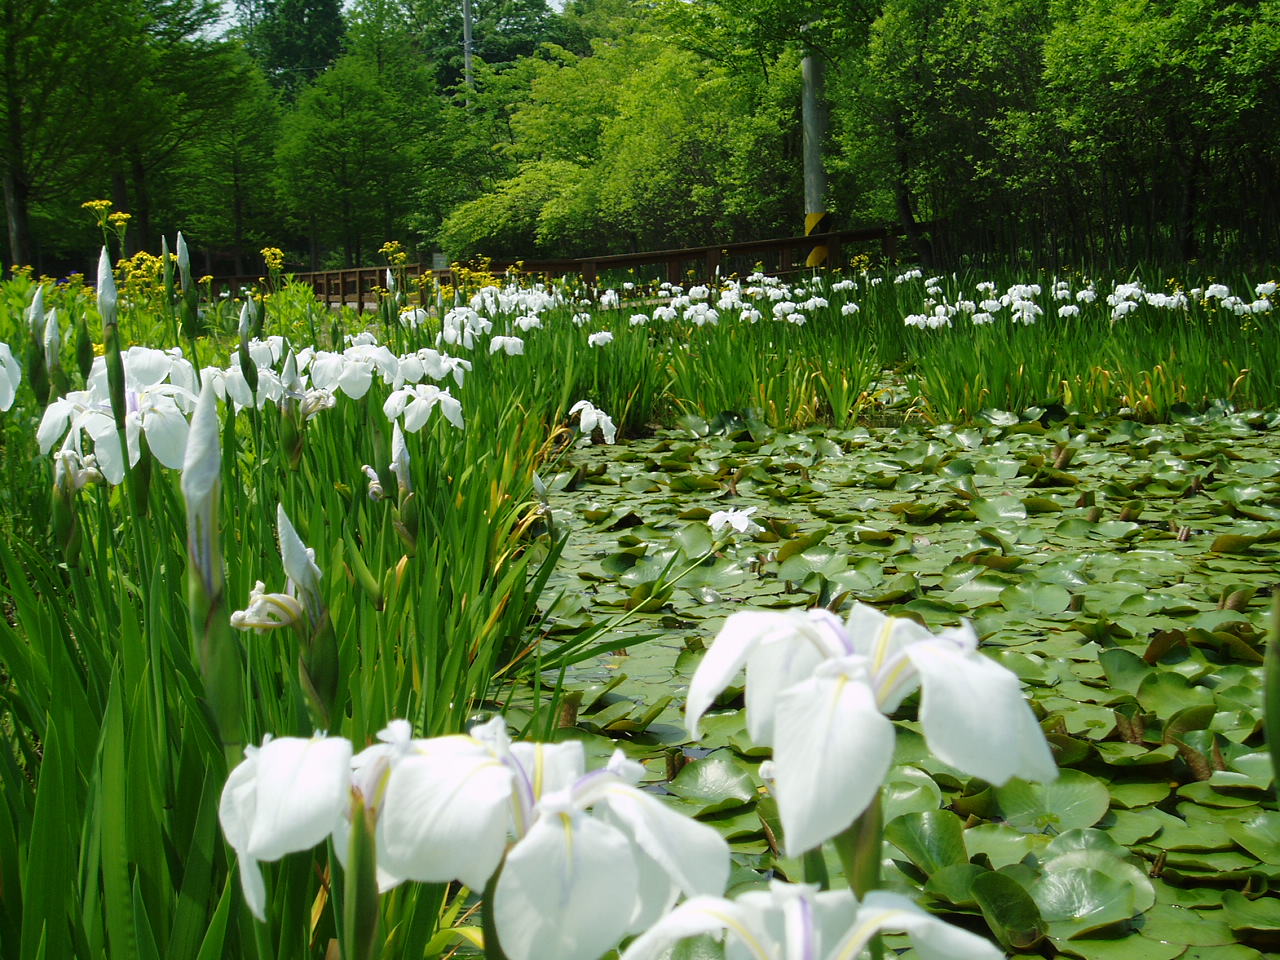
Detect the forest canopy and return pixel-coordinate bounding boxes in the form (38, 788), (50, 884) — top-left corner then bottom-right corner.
(4, 0), (1278, 275)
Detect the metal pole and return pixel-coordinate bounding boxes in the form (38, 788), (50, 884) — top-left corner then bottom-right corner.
(462, 0), (474, 105)
(802, 52), (830, 267)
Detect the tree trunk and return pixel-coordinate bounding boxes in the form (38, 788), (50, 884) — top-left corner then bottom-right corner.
(892, 117), (933, 268)
(2, 166), (31, 269)
(130, 154), (153, 253)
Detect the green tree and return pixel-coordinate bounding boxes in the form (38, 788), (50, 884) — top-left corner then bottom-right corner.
(93, 0), (246, 253)
(171, 54), (281, 273)
(438, 21), (803, 257)
(238, 0), (345, 93)
(404, 0), (572, 86)
(276, 54), (416, 266)
(0, 0), (126, 268)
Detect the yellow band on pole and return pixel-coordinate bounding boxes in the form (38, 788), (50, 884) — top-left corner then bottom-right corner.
(805, 212), (830, 267)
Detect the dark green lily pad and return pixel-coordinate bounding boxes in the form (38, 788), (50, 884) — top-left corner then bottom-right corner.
(972, 870), (1047, 951)
(885, 810), (968, 875)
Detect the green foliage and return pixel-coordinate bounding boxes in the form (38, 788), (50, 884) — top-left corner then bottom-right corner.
(6, 0), (1280, 278)
(439, 30), (805, 257)
(237, 0), (346, 92)
(276, 54), (419, 266)
(171, 55), (282, 272)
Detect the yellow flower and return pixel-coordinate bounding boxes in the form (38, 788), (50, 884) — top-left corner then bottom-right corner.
(261, 247), (285, 272)
(81, 199), (113, 228)
(107, 211), (132, 227)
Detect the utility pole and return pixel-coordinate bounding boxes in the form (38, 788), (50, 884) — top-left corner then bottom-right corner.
(462, 0), (474, 106)
(802, 51), (830, 267)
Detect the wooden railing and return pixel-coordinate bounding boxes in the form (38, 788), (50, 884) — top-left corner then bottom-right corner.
(212, 223), (919, 306)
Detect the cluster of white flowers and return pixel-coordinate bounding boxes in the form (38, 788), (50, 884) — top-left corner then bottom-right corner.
(569, 399), (617, 444)
(220, 717), (729, 960)
(38, 346), (199, 484)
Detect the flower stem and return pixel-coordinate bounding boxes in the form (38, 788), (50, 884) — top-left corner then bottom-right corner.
(833, 789), (884, 960)
(1265, 589), (1280, 789)
(802, 847), (830, 890)
(482, 869), (510, 960)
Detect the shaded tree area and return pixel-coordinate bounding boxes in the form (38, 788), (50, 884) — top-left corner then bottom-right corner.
(5, 0), (1279, 275)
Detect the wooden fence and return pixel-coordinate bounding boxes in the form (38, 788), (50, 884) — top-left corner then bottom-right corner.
(212, 223), (916, 307)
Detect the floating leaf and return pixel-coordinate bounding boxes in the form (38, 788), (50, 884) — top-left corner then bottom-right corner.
(1002, 579), (1073, 615)
(665, 753), (756, 815)
(1225, 811), (1280, 863)
(997, 770), (1111, 834)
(1032, 866), (1139, 938)
(924, 863), (986, 907)
(971, 871), (1047, 951)
(884, 810), (968, 875)
(1222, 890), (1280, 933)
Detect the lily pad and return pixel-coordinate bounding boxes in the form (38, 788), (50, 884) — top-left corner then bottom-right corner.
(997, 770), (1112, 834)
(972, 870), (1047, 951)
(1031, 866), (1140, 938)
(1222, 890), (1280, 933)
(885, 810), (968, 875)
(1224, 811), (1280, 863)
(665, 753), (757, 815)
(1001, 581), (1073, 616)
(1058, 936), (1183, 960)
(881, 766), (944, 823)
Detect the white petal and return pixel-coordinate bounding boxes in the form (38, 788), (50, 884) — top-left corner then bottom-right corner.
(377, 742), (513, 889)
(773, 666), (895, 855)
(686, 611), (785, 738)
(382, 389), (409, 421)
(829, 890), (1003, 960)
(219, 748), (260, 853)
(338, 361), (372, 400)
(126, 347), (171, 389)
(84, 412), (126, 485)
(181, 379), (220, 507)
(906, 637), (1057, 785)
(310, 354), (343, 391)
(276, 504), (322, 594)
(437, 393), (464, 429)
(619, 896), (772, 960)
(238, 856), (267, 922)
(229, 366), (258, 409)
(142, 405), (189, 469)
(625, 841), (680, 932)
(37, 398), (76, 454)
(245, 736), (352, 861)
(508, 740), (586, 801)
(495, 811), (637, 960)
(844, 603), (933, 712)
(596, 783), (729, 903)
(402, 396), (430, 433)
(743, 627), (827, 745)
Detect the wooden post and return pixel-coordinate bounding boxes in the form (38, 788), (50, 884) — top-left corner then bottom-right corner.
(802, 52), (830, 267)
(827, 234), (843, 271)
(705, 247), (722, 280)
